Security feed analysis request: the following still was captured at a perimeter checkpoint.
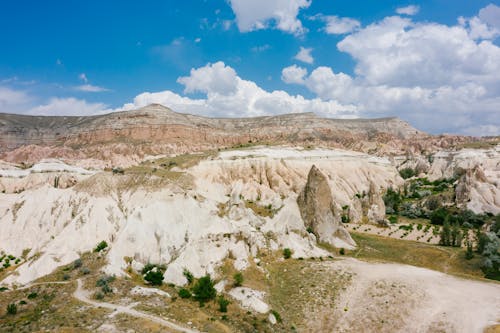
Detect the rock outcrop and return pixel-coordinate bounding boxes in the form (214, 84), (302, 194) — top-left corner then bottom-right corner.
(297, 165), (356, 249)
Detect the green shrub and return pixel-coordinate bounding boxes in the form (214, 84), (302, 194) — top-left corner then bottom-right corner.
(218, 295), (230, 312)
(430, 208), (448, 225)
(7, 303), (17, 315)
(183, 269), (194, 284)
(233, 272), (244, 287)
(306, 227), (314, 234)
(73, 258), (83, 269)
(178, 288), (192, 299)
(144, 270), (164, 286)
(399, 168), (416, 179)
(94, 240), (108, 252)
(383, 187), (402, 213)
(27, 292), (37, 299)
(270, 310), (282, 323)
(283, 248), (292, 259)
(388, 215), (398, 224)
(465, 239), (474, 260)
(95, 292), (104, 300)
(339, 248), (345, 255)
(192, 275), (216, 305)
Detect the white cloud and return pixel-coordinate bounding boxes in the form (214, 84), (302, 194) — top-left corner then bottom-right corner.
(121, 62), (357, 119)
(177, 61), (238, 95)
(0, 86), (32, 112)
(0, 85), (108, 116)
(396, 5), (420, 16)
(75, 74), (109, 92)
(281, 65), (308, 84)
(319, 15), (361, 34)
(28, 97), (108, 116)
(75, 84), (109, 92)
(337, 16), (500, 87)
(458, 4), (500, 40)
(281, 10), (500, 135)
(78, 73), (88, 83)
(228, 0), (311, 35)
(294, 47), (314, 64)
(479, 4), (500, 29)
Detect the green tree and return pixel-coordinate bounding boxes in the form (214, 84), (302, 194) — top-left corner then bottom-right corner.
(283, 248), (292, 259)
(440, 220), (451, 246)
(465, 238), (474, 260)
(192, 275), (216, 305)
(450, 223), (463, 247)
(144, 270), (164, 286)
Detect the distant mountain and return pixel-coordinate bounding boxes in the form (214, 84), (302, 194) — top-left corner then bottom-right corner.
(0, 104), (423, 153)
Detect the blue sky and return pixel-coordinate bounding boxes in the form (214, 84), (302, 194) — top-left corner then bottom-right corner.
(1, 0), (499, 135)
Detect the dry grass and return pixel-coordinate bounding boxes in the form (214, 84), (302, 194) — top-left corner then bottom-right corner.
(349, 232), (486, 280)
(244, 200), (281, 218)
(265, 258), (351, 332)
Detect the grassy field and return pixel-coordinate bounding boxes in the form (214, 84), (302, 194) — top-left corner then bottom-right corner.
(348, 232), (486, 280)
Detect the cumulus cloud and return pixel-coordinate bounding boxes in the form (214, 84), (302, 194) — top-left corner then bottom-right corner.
(459, 4), (500, 40)
(396, 5), (420, 16)
(479, 4), (500, 29)
(28, 97), (109, 116)
(228, 0), (311, 35)
(121, 62), (357, 118)
(0, 86), (32, 112)
(318, 15), (361, 34)
(281, 65), (308, 84)
(337, 16), (500, 87)
(294, 47), (314, 64)
(0, 85), (109, 116)
(281, 9), (500, 135)
(177, 61), (238, 95)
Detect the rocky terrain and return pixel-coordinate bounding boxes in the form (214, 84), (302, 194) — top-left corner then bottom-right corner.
(1, 103), (486, 168)
(0, 105), (499, 332)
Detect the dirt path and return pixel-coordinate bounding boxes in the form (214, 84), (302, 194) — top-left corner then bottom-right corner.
(73, 278), (199, 333)
(330, 258), (500, 333)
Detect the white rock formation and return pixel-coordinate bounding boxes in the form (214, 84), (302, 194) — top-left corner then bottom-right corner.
(228, 287), (270, 313)
(0, 147), (404, 286)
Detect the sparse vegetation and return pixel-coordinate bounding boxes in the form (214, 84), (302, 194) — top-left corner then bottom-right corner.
(94, 240), (108, 252)
(192, 275), (216, 305)
(217, 295), (230, 312)
(399, 167), (417, 179)
(142, 263), (166, 286)
(183, 269), (194, 284)
(233, 272), (244, 287)
(283, 248), (292, 259)
(6, 303), (17, 315)
(178, 288), (192, 299)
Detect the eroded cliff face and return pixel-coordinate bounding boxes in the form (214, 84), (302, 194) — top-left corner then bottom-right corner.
(297, 165), (356, 249)
(396, 146), (500, 214)
(0, 147), (402, 286)
(0, 104), (432, 166)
